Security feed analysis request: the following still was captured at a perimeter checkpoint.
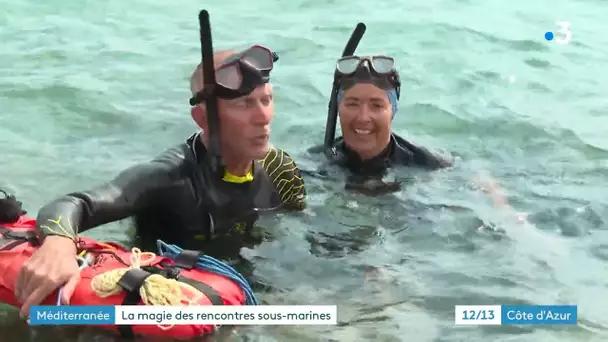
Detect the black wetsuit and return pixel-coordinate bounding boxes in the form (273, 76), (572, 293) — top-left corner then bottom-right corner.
(36, 132), (306, 254)
(326, 133), (452, 195)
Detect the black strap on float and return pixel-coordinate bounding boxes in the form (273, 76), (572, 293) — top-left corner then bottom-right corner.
(174, 274), (224, 306)
(115, 250), (226, 339)
(173, 249), (201, 269)
(0, 225), (40, 250)
(164, 249), (225, 306)
(116, 268), (153, 339)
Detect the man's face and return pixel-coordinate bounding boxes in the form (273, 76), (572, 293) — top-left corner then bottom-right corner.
(217, 83), (274, 160)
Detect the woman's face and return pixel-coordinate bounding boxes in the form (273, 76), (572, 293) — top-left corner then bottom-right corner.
(339, 83), (392, 160)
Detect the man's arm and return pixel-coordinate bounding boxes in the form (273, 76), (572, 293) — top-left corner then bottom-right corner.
(260, 148), (306, 211)
(36, 152), (179, 242)
(16, 150), (181, 317)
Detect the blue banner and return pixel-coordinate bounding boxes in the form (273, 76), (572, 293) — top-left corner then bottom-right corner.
(29, 305), (115, 325)
(501, 305), (577, 325)
(29, 304), (577, 326)
(27, 305), (339, 326)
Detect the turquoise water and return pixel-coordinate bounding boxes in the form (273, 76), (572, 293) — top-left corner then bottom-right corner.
(2, 0), (608, 341)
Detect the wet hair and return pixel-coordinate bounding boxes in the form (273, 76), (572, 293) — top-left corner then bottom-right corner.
(0, 189), (26, 223)
(189, 49), (238, 95)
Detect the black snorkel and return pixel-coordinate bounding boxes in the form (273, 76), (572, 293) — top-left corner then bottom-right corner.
(192, 10), (223, 177)
(318, 23), (366, 157)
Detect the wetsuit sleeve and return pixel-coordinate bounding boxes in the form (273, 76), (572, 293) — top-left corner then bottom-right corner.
(412, 145), (453, 169)
(399, 138), (453, 170)
(260, 148), (306, 211)
(35, 152), (179, 242)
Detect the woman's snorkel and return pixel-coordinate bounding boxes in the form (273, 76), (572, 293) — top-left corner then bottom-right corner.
(307, 23), (366, 156)
(323, 23), (366, 155)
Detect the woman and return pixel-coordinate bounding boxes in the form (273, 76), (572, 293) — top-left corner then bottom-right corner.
(321, 55), (452, 194)
(318, 54), (522, 213)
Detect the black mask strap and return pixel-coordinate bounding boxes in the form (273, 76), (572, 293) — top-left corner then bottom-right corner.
(0, 190), (26, 223)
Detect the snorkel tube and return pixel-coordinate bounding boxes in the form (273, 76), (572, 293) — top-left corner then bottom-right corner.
(320, 23), (366, 157)
(196, 10), (223, 176)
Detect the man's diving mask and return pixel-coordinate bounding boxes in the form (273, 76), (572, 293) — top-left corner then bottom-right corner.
(189, 45), (279, 105)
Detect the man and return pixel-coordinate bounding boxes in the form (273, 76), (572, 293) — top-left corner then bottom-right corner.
(15, 46), (306, 317)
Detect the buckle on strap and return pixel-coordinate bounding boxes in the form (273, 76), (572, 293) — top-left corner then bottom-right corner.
(173, 249), (202, 270)
(116, 268), (153, 340)
(117, 268), (152, 298)
(162, 249), (225, 306)
(0, 226), (40, 246)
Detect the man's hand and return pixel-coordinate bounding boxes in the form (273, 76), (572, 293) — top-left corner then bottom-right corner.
(15, 236), (80, 318)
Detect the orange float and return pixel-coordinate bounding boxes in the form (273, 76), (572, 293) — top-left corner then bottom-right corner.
(0, 215), (246, 340)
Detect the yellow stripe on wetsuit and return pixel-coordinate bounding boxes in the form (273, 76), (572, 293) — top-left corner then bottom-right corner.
(260, 148), (305, 209)
(39, 215), (77, 241)
(220, 148), (305, 210)
(222, 170), (253, 183)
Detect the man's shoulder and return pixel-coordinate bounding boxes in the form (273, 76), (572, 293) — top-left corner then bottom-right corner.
(151, 142), (192, 164)
(115, 142), (193, 184)
(260, 147), (301, 179)
(259, 147), (306, 210)
(260, 147), (300, 169)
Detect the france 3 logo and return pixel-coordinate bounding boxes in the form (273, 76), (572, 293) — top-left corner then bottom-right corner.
(544, 21), (571, 45)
